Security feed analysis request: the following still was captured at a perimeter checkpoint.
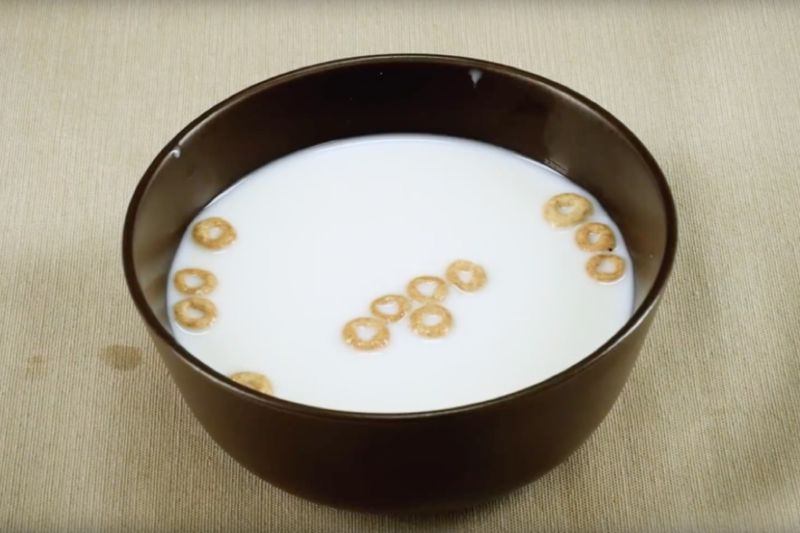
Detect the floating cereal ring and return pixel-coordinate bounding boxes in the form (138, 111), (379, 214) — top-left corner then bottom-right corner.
(192, 217), (236, 249)
(406, 275), (449, 303)
(445, 260), (487, 292)
(342, 317), (390, 351)
(173, 268), (218, 295)
(173, 297), (217, 330)
(370, 294), (411, 323)
(409, 303), (453, 338)
(586, 254), (626, 283)
(575, 222), (617, 252)
(230, 371), (273, 395)
(543, 193), (593, 227)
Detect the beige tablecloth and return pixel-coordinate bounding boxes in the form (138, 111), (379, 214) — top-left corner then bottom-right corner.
(1, 1), (799, 531)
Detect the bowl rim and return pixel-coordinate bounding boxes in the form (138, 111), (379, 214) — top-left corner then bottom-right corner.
(122, 53), (677, 421)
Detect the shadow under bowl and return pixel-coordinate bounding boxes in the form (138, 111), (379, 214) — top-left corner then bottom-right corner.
(122, 54), (677, 513)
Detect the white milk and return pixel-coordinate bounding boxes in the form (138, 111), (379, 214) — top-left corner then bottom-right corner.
(167, 134), (634, 413)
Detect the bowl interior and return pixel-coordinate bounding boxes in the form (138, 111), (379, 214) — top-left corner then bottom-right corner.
(125, 55), (675, 395)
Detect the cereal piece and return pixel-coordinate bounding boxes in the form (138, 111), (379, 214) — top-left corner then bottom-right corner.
(173, 268), (218, 296)
(192, 217), (236, 250)
(445, 259), (487, 292)
(173, 297), (217, 329)
(575, 222), (616, 252)
(370, 294), (411, 323)
(230, 371), (273, 395)
(409, 303), (453, 338)
(406, 275), (449, 303)
(342, 317), (390, 351)
(586, 254), (626, 283)
(543, 193), (593, 227)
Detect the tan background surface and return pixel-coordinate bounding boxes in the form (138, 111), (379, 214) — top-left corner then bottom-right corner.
(1, 1), (799, 531)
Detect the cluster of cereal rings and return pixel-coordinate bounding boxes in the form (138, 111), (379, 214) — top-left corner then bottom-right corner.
(342, 259), (487, 351)
(543, 193), (625, 282)
(172, 216), (235, 330)
(171, 217), (273, 395)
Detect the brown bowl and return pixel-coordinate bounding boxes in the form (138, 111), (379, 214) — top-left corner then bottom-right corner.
(122, 54), (677, 513)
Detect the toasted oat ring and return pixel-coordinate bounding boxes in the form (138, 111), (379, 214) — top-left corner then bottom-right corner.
(173, 268), (218, 295)
(410, 303), (453, 338)
(230, 371), (273, 395)
(370, 294), (411, 323)
(342, 317), (390, 351)
(192, 217), (236, 249)
(575, 222), (617, 252)
(445, 259), (487, 292)
(586, 254), (626, 283)
(173, 297), (217, 330)
(543, 193), (593, 227)
(406, 275), (449, 303)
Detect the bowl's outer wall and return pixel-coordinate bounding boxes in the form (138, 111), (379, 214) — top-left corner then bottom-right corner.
(149, 312), (654, 512)
(126, 56), (673, 513)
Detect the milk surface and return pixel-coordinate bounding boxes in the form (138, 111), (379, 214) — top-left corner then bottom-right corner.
(167, 134), (634, 413)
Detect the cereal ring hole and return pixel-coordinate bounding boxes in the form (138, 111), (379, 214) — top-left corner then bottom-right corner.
(205, 226), (224, 239)
(557, 203), (578, 216)
(595, 256), (620, 274)
(356, 324), (381, 342)
(586, 230), (612, 249)
(184, 306), (205, 320)
(375, 301), (400, 317)
(416, 280), (441, 298)
(182, 273), (204, 289)
(456, 270), (474, 284)
(422, 313), (444, 327)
